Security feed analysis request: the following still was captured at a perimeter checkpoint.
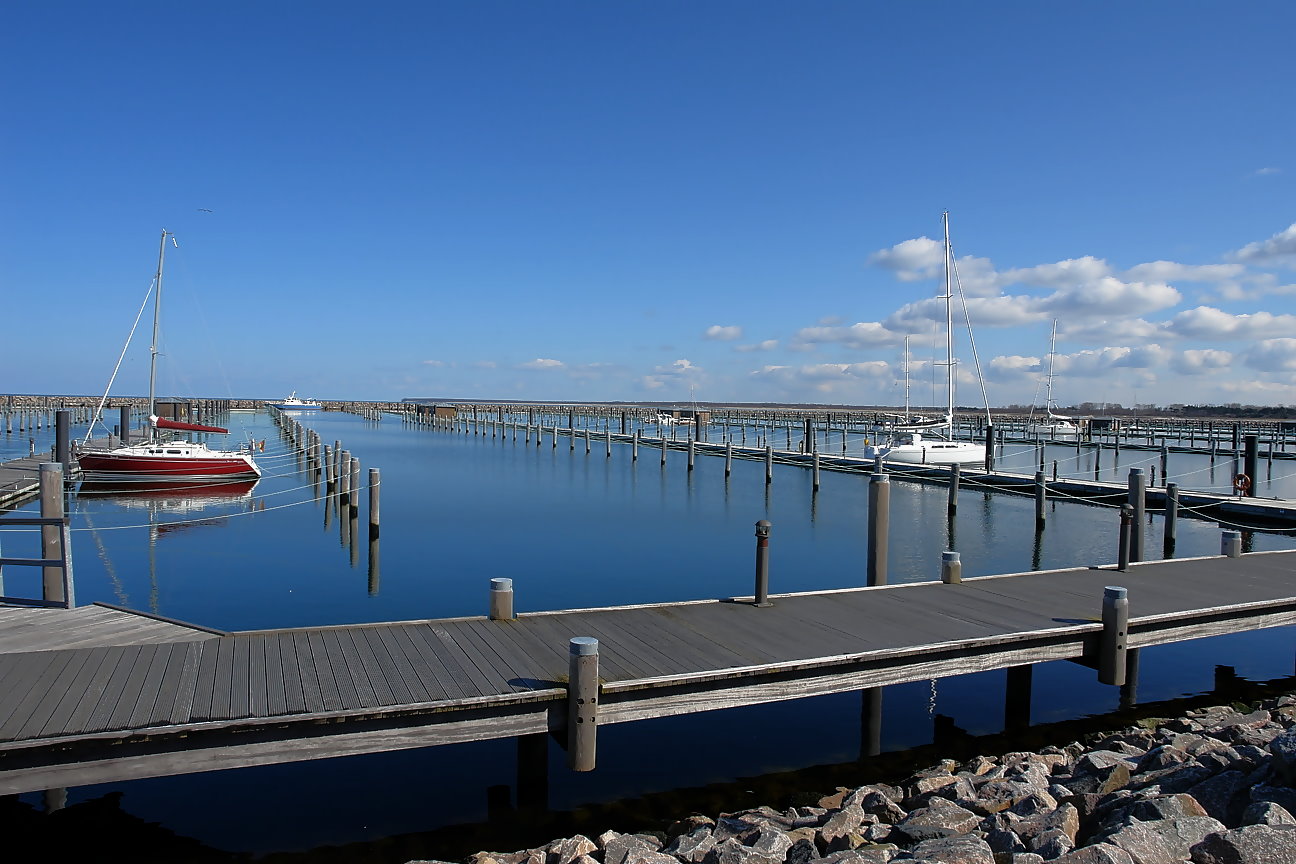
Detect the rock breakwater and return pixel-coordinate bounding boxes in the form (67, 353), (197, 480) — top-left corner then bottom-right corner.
(430, 694), (1296, 864)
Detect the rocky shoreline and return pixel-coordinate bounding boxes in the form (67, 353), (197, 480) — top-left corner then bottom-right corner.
(426, 695), (1296, 864)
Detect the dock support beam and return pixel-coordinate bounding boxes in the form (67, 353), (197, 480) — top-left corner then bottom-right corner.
(567, 637), (599, 772)
(1005, 665), (1032, 732)
(40, 463), (67, 605)
(860, 687), (883, 759)
(1099, 586), (1129, 686)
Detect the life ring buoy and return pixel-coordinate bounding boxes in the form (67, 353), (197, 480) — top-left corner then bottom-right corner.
(1233, 473), (1251, 494)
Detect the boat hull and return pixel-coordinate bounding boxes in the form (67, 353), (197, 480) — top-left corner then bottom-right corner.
(864, 441), (986, 466)
(77, 446), (261, 482)
(269, 401), (321, 411)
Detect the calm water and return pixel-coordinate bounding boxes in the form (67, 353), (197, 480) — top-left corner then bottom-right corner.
(4, 409), (1296, 860)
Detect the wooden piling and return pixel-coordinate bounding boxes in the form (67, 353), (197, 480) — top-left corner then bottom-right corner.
(1034, 471), (1046, 531)
(1098, 586), (1129, 686)
(1163, 482), (1178, 555)
(753, 520), (773, 607)
(368, 468), (380, 540)
(567, 637), (599, 771)
(940, 550), (961, 584)
(39, 464), (66, 605)
(867, 472), (890, 587)
(489, 577), (514, 620)
(1128, 468), (1146, 562)
(947, 463), (959, 514)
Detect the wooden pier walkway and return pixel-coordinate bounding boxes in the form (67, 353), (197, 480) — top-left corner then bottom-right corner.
(1, 549), (1294, 795)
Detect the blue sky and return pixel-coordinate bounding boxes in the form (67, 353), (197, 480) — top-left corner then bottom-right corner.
(3, 2), (1294, 408)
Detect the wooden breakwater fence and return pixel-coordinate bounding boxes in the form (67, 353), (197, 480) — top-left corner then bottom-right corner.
(1, 540), (1294, 797)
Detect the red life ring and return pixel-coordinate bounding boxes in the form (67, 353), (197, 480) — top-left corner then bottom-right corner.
(1233, 473), (1251, 494)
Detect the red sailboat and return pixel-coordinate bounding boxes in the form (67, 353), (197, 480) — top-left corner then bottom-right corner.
(77, 229), (262, 483)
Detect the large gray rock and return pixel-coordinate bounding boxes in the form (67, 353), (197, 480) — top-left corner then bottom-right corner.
(845, 789), (907, 825)
(1190, 824), (1296, 863)
(1185, 769), (1253, 824)
(1105, 816), (1226, 864)
(1240, 800), (1296, 826)
(749, 827), (795, 860)
(599, 833), (663, 864)
(895, 797), (981, 838)
(666, 828), (718, 863)
(1015, 802), (1081, 849)
(1125, 793), (1210, 823)
(1052, 844), (1136, 864)
(818, 805), (869, 848)
(904, 835), (994, 863)
(1268, 727), (1296, 785)
(1135, 746), (1190, 775)
(1031, 828), (1075, 859)
(703, 838), (782, 864)
(547, 836), (597, 864)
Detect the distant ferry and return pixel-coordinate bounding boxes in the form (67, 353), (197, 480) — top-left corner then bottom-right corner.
(268, 391), (321, 411)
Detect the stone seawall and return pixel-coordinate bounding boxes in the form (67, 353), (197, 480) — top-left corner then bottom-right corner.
(433, 695), (1296, 864)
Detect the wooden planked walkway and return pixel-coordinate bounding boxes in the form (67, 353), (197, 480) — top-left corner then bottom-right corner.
(0, 603), (223, 653)
(0, 550), (1294, 793)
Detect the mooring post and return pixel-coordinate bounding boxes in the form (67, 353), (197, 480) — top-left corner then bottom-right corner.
(1160, 445), (1169, 483)
(1221, 529), (1242, 558)
(947, 463), (959, 514)
(1098, 586), (1129, 686)
(584, 427), (590, 454)
(812, 451), (821, 491)
(350, 457), (361, 513)
(1163, 482), (1179, 555)
(40, 463), (67, 605)
(489, 577), (515, 620)
(605, 428), (611, 458)
(752, 520), (774, 607)
(940, 550), (961, 584)
(338, 450), (351, 509)
(1243, 434), (1258, 495)
(861, 687), (883, 758)
(1034, 470), (1047, 531)
(1127, 468), (1145, 562)
(660, 433), (667, 466)
(632, 430), (639, 461)
(725, 440), (733, 477)
(984, 423), (995, 471)
(567, 637), (599, 771)
(119, 405), (131, 444)
(765, 445), (773, 485)
(1004, 665), (1033, 732)
(867, 472), (890, 586)
(55, 410), (70, 473)
(1117, 504), (1132, 571)
(368, 468), (380, 540)
(687, 438), (695, 471)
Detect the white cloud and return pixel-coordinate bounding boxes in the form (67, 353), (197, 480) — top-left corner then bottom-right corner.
(1173, 349), (1234, 375)
(749, 362), (890, 394)
(519, 358), (564, 370)
(421, 360), (448, 367)
(1001, 257), (1112, 288)
(1251, 167), (1282, 177)
(1244, 338), (1296, 372)
(1123, 261), (1244, 283)
(735, 339), (778, 352)
(1060, 318), (1161, 343)
(793, 321), (898, 349)
(1038, 277), (1181, 318)
(987, 354), (1041, 382)
(704, 325), (742, 341)
(1063, 345), (1169, 374)
(1164, 306), (1296, 340)
(868, 236), (943, 280)
(1232, 223), (1296, 264)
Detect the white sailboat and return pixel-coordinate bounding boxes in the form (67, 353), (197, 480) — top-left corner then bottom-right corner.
(1026, 320), (1083, 442)
(865, 212), (986, 466)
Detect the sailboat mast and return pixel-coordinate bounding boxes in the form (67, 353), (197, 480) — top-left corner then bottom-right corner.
(1046, 319), (1058, 411)
(942, 211), (955, 424)
(148, 229), (170, 429)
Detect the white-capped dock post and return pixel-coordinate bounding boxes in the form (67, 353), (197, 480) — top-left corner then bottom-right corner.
(40, 463), (68, 605)
(1127, 468), (1146, 562)
(753, 520), (773, 607)
(687, 437), (695, 471)
(725, 440), (732, 477)
(1163, 482), (1179, 556)
(1221, 529), (1242, 558)
(567, 637), (599, 771)
(940, 550), (961, 584)
(868, 471), (890, 586)
(1098, 586), (1129, 686)
(489, 578), (514, 620)
(632, 430), (638, 461)
(1034, 471), (1047, 531)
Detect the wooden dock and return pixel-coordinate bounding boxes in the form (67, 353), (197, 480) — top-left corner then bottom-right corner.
(2, 549), (1294, 795)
